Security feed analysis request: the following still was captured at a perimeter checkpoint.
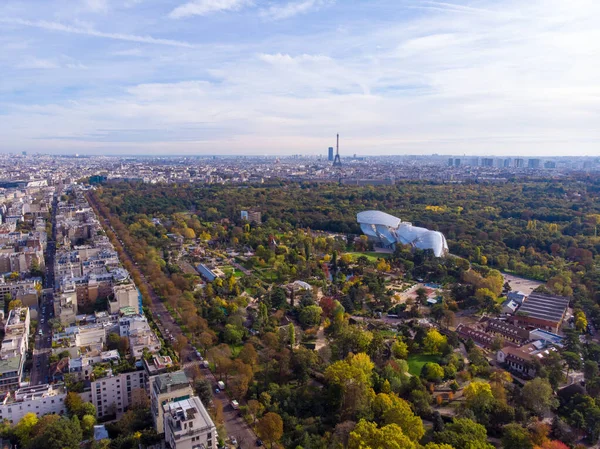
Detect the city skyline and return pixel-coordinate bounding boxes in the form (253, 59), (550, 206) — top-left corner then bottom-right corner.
(1, 0), (599, 156)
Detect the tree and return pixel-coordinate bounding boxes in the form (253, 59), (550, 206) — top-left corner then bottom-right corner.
(416, 287), (428, 304)
(575, 311), (588, 333)
(81, 415), (96, 439)
(194, 379), (213, 407)
(535, 441), (569, 449)
(325, 353), (375, 419)
(223, 324), (243, 345)
(501, 423), (533, 449)
(299, 305), (322, 328)
(288, 324), (296, 348)
(372, 393), (425, 441)
(423, 329), (447, 354)
(8, 299), (23, 311)
(434, 418), (494, 449)
(247, 399), (263, 426)
(421, 362), (444, 383)
(29, 416), (82, 449)
(173, 334), (188, 358)
(521, 378), (558, 416)
(391, 340), (408, 359)
(563, 351), (582, 379)
(348, 419), (416, 449)
(15, 412), (38, 447)
(256, 412), (283, 449)
(239, 343), (258, 368)
(65, 391), (84, 417)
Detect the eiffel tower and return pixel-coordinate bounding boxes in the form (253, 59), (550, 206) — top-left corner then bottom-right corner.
(333, 133), (342, 167)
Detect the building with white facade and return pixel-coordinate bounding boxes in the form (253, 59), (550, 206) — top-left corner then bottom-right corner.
(0, 384), (67, 423)
(164, 396), (217, 449)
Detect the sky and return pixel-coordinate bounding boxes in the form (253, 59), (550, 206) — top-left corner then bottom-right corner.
(1, 0), (599, 156)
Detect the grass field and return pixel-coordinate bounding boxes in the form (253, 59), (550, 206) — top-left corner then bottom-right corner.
(407, 354), (441, 376)
(346, 251), (392, 262)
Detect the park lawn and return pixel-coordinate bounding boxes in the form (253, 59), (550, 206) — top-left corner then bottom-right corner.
(407, 354), (442, 376)
(346, 252), (392, 262)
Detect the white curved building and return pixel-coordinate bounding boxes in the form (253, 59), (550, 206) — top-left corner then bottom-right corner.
(357, 210), (448, 257)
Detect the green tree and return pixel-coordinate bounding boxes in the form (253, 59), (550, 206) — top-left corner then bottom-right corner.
(81, 415), (96, 439)
(15, 412), (38, 447)
(325, 353), (375, 419)
(299, 305), (322, 328)
(348, 419), (416, 449)
(423, 329), (447, 354)
(501, 423), (533, 449)
(372, 393), (425, 441)
(521, 378), (557, 416)
(421, 362), (444, 383)
(29, 416), (82, 449)
(223, 324), (243, 345)
(434, 418), (494, 449)
(391, 340), (408, 359)
(288, 324), (296, 348)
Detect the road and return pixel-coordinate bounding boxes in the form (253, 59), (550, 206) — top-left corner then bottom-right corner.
(86, 191), (257, 444)
(31, 197), (57, 385)
(188, 362), (257, 448)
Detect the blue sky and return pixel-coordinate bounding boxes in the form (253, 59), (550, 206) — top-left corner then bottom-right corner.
(1, 0), (599, 156)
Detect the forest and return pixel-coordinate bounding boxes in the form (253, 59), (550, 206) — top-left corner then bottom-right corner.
(87, 178), (600, 449)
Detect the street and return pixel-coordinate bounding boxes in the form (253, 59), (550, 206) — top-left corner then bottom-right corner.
(30, 197), (57, 386)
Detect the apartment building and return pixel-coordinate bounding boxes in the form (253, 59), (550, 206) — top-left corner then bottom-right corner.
(164, 396), (217, 449)
(150, 371), (194, 434)
(0, 384), (67, 424)
(0, 308), (30, 392)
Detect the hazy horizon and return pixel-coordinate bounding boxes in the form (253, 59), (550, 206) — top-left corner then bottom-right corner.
(2, 0), (599, 156)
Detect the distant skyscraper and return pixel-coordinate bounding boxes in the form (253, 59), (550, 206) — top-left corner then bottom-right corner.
(481, 158), (494, 167)
(514, 158), (524, 168)
(544, 161), (556, 169)
(21, 151), (27, 156)
(503, 158), (511, 168)
(328, 147), (334, 161)
(528, 159), (541, 169)
(448, 158), (453, 167)
(454, 158), (461, 167)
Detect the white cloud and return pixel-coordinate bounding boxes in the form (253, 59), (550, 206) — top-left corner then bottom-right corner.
(0, 17), (195, 47)
(17, 58), (59, 69)
(84, 0), (109, 13)
(261, 0), (334, 20)
(169, 0), (253, 19)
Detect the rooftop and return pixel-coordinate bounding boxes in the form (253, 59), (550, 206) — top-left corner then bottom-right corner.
(517, 292), (570, 323)
(154, 370), (190, 394)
